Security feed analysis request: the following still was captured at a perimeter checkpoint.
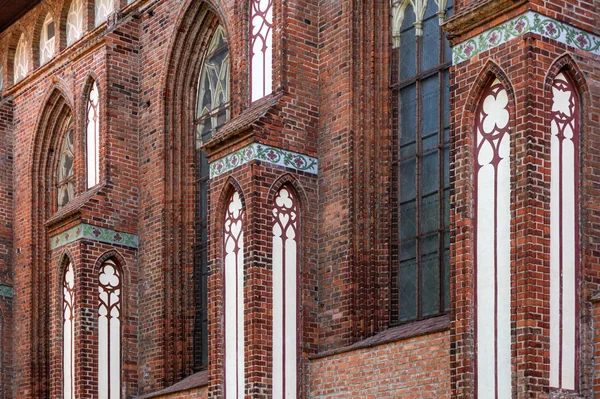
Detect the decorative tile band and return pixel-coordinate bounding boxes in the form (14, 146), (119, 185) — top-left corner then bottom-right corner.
(453, 11), (600, 65)
(209, 143), (318, 179)
(50, 223), (139, 250)
(0, 285), (13, 298)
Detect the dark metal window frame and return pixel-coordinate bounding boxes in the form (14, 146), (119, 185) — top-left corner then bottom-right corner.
(390, 3), (451, 324)
(193, 26), (230, 371)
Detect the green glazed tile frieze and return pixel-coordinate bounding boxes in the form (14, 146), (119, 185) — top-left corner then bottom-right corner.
(50, 223), (138, 250)
(453, 11), (600, 65)
(209, 143), (318, 179)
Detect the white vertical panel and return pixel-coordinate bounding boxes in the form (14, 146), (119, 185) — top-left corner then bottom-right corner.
(272, 223), (284, 398)
(250, 0), (273, 101)
(475, 79), (511, 399)
(99, 261), (121, 399)
(64, 262), (75, 399)
(87, 82), (100, 188)
(224, 192), (244, 399)
(550, 72), (579, 391)
(272, 187), (298, 399)
(549, 120), (560, 388)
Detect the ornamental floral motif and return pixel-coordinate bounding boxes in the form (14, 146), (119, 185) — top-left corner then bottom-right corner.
(209, 143), (318, 178)
(453, 12), (600, 64)
(50, 224), (139, 249)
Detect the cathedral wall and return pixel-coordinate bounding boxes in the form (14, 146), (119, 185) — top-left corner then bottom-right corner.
(309, 330), (451, 398)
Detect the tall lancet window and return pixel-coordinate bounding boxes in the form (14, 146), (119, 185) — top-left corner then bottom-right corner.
(272, 186), (299, 398)
(549, 72), (580, 391)
(87, 81), (100, 188)
(194, 25), (229, 370)
(14, 33), (29, 84)
(474, 78), (511, 399)
(250, 0), (273, 101)
(95, 0), (115, 27)
(40, 13), (56, 65)
(57, 122), (75, 208)
(63, 261), (75, 399)
(224, 192), (245, 398)
(391, 0), (452, 323)
(66, 0), (84, 47)
(98, 260), (122, 399)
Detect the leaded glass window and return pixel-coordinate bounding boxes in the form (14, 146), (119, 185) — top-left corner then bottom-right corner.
(87, 81), (100, 188)
(193, 25), (229, 371)
(14, 33), (29, 84)
(40, 13), (55, 65)
(66, 0), (84, 47)
(0, 63), (4, 92)
(95, 0), (115, 27)
(57, 122), (75, 208)
(391, 0), (452, 323)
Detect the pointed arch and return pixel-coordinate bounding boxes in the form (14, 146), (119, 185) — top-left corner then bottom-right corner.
(96, 253), (124, 399)
(60, 253), (76, 399)
(31, 3), (57, 68)
(82, 77), (101, 188)
(160, 0), (233, 379)
(544, 54), (586, 392)
(270, 181), (301, 398)
(472, 68), (514, 399)
(221, 182), (246, 399)
(250, 0), (273, 101)
(63, 0), (85, 47)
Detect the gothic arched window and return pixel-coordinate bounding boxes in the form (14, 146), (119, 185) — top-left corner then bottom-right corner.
(98, 260), (122, 399)
(40, 13), (56, 65)
(193, 25), (229, 370)
(14, 33), (29, 84)
(95, 0), (115, 27)
(391, 0), (452, 323)
(57, 121), (75, 208)
(66, 0), (84, 47)
(87, 81), (100, 188)
(250, 0), (273, 101)
(63, 261), (75, 399)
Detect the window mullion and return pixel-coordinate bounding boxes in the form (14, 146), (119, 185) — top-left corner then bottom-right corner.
(415, 35), (423, 319)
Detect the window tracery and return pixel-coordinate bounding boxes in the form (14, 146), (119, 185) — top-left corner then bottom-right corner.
(95, 0), (115, 27)
(14, 33), (29, 84)
(40, 13), (55, 65)
(193, 25), (230, 370)
(250, 0), (273, 101)
(66, 0), (84, 47)
(57, 122), (75, 208)
(87, 81), (100, 188)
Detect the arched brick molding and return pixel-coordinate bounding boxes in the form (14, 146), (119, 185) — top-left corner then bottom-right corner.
(155, 0), (233, 388)
(6, 24), (31, 87)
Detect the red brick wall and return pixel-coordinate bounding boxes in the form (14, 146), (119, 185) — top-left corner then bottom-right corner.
(309, 331), (451, 398)
(447, 1), (600, 397)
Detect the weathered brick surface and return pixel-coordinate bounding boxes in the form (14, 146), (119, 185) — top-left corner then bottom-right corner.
(0, 0), (597, 398)
(309, 331), (451, 398)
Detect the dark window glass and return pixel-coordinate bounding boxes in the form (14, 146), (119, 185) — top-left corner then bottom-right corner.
(392, 0), (452, 323)
(193, 26), (229, 370)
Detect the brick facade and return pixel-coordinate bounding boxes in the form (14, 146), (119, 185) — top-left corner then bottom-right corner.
(0, 0), (598, 398)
